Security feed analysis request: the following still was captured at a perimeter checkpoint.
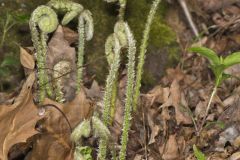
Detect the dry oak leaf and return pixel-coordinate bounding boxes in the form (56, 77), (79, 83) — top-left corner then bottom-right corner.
(160, 134), (180, 160)
(20, 47), (35, 70)
(160, 80), (192, 125)
(46, 25), (77, 102)
(28, 88), (93, 160)
(0, 73), (42, 160)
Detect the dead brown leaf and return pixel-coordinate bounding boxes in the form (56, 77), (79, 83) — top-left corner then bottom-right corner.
(62, 27), (78, 45)
(0, 73), (42, 160)
(147, 108), (160, 144)
(20, 47), (35, 70)
(200, 0), (239, 12)
(46, 25), (77, 102)
(160, 80), (192, 125)
(160, 134), (180, 160)
(28, 88), (94, 160)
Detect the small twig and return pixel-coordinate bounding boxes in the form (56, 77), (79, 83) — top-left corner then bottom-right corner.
(198, 85), (217, 134)
(178, 0), (199, 37)
(141, 103), (148, 160)
(40, 104), (72, 132)
(38, 54), (108, 88)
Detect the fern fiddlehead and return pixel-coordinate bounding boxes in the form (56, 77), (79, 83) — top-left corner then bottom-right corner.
(98, 32), (121, 160)
(98, 20), (136, 160)
(47, 0), (84, 25)
(77, 10), (94, 92)
(47, 0), (94, 92)
(29, 5), (58, 103)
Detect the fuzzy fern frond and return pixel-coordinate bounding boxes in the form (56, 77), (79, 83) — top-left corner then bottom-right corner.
(119, 22), (136, 160)
(77, 10), (94, 92)
(133, 0), (161, 111)
(29, 5), (58, 103)
(47, 0), (84, 25)
(98, 33), (121, 160)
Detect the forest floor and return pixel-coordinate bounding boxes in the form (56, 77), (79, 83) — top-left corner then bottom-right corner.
(1, 0), (240, 160)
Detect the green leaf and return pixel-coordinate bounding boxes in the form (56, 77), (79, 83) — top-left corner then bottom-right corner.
(0, 67), (11, 77)
(189, 47), (220, 66)
(193, 145), (206, 160)
(1, 56), (19, 67)
(223, 52), (240, 68)
(13, 14), (30, 23)
(211, 65), (223, 76)
(205, 121), (225, 129)
(74, 146), (93, 160)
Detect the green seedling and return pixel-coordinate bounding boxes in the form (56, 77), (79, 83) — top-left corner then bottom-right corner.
(189, 46), (240, 132)
(0, 12), (29, 48)
(74, 146), (93, 160)
(205, 121), (225, 130)
(0, 53), (19, 91)
(193, 145), (206, 160)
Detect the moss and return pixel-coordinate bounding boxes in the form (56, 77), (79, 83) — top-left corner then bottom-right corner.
(81, 0), (180, 84)
(0, 0), (180, 87)
(142, 70), (156, 88)
(126, 0), (179, 89)
(126, 0), (177, 48)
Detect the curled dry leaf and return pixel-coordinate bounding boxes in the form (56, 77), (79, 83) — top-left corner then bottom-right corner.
(20, 47), (35, 70)
(160, 80), (192, 125)
(230, 152), (240, 160)
(0, 73), (42, 160)
(28, 88), (94, 160)
(147, 108), (160, 144)
(200, 0), (239, 12)
(160, 134), (180, 160)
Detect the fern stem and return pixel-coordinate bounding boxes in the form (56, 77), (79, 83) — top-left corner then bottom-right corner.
(110, 75), (118, 123)
(119, 23), (136, 160)
(29, 5), (58, 103)
(199, 85), (217, 133)
(133, 0), (161, 111)
(98, 34), (121, 160)
(119, 0), (127, 21)
(40, 32), (53, 97)
(77, 15), (85, 92)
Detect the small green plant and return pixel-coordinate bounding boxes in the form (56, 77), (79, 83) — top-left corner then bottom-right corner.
(189, 46), (240, 131)
(0, 53), (20, 91)
(0, 12), (29, 48)
(71, 116), (111, 160)
(74, 146), (93, 160)
(193, 145), (206, 160)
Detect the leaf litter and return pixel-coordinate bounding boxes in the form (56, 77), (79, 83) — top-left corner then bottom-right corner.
(2, 1), (240, 159)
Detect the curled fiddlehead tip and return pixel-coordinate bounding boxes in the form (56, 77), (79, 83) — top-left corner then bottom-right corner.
(105, 32), (121, 64)
(92, 116), (111, 140)
(79, 10), (94, 41)
(114, 21), (127, 47)
(48, 0), (84, 26)
(30, 5), (58, 33)
(71, 119), (91, 143)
